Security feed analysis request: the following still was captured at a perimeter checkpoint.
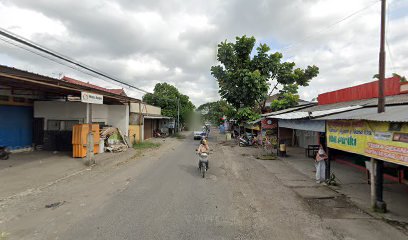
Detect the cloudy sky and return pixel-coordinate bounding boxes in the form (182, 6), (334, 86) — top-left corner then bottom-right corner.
(0, 0), (407, 107)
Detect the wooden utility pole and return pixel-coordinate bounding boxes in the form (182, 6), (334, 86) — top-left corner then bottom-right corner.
(373, 0), (387, 213)
(378, 0), (386, 113)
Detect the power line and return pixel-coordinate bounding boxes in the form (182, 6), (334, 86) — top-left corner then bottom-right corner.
(281, 0), (380, 53)
(0, 35), (112, 83)
(0, 27), (149, 94)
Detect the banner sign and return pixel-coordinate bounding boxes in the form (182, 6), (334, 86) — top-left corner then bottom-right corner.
(81, 92), (103, 104)
(261, 119), (277, 129)
(327, 120), (408, 166)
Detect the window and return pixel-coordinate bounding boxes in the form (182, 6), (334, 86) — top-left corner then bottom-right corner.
(63, 120), (80, 131)
(47, 120), (61, 131)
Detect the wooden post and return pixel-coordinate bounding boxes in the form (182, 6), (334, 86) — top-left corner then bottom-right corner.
(375, 159), (387, 212)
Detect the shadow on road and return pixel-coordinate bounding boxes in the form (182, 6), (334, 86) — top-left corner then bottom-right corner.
(178, 163), (201, 178)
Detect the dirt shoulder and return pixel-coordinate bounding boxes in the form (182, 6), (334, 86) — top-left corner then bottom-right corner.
(0, 135), (185, 240)
(214, 133), (407, 239)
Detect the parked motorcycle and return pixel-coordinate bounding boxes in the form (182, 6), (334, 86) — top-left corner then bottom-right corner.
(0, 146), (10, 160)
(239, 135), (257, 147)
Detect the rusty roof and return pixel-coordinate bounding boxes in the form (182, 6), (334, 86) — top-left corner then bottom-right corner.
(0, 65), (140, 104)
(62, 76), (127, 96)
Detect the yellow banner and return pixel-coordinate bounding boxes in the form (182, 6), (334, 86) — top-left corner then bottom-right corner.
(327, 120), (408, 166)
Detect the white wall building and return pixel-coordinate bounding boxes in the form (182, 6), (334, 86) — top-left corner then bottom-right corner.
(34, 101), (129, 134)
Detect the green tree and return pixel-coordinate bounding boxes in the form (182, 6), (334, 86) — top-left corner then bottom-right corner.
(197, 100), (235, 125)
(373, 73), (407, 82)
(235, 107), (260, 123)
(143, 83), (195, 126)
(211, 35), (319, 112)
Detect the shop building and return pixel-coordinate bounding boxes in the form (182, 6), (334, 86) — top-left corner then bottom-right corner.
(0, 65), (139, 153)
(129, 103), (173, 143)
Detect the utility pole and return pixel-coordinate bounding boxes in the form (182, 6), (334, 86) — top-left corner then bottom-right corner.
(86, 103), (94, 166)
(177, 97), (180, 132)
(373, 0), (387, 213)
(378, 0), (386, 113)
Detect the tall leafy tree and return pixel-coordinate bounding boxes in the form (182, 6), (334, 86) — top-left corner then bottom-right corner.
(197, 100), (235, 125)
(143, 83), (195, 125)
(211, 35), (319, 112)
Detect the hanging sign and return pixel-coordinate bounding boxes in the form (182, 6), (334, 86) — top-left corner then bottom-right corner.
(81, 92), (103, 104)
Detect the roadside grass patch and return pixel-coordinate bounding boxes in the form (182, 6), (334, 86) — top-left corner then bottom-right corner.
(133, 141), (160, 150)
(0, 232), (9, 240)
(170, 133), (186, 139)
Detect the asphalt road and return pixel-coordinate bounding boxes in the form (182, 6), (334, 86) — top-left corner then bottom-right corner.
(2, 132), (407, 239)
(62, 136), (241, 240)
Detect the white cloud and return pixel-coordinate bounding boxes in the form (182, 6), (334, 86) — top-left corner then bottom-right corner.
(0, 0), (407, 107)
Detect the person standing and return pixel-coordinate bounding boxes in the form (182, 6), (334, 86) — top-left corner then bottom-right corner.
(315, 144), (328, 183)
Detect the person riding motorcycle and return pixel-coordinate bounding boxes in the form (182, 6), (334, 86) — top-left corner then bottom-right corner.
(197, 139), (210, 169)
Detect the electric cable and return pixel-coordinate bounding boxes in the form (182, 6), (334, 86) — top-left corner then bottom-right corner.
(0, 27), (149, 93)
(281, 0), (381, 53)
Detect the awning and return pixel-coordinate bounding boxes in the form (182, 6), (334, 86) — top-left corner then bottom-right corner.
(268, 106), (362, 120)
(279, 119), (325, 132)
(247, 118), (263, 124)
(144, 115), (172, 119)
(245, 124), (260, 131)
(315, 105), (408, 122)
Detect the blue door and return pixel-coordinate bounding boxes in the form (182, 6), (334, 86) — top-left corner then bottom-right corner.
(0, 106), (33, 149)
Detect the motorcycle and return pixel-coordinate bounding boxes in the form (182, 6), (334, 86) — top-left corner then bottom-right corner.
(0, 146), (10, 160)
(239, 135), (257, 147)
(198, 153), (209, 178)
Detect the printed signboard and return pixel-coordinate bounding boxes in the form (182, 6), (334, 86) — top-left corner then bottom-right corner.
(81, 92), (103, 104)
(327, 120), (408, 166)
(261, 119), (277, 129)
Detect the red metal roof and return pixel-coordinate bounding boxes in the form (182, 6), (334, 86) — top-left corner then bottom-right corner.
(318, 77), (401, 105)
(62, 76), (127, 96)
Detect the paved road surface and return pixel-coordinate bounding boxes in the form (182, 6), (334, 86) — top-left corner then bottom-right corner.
(2, 132), (406, 240)
(62, 137), (240, 240)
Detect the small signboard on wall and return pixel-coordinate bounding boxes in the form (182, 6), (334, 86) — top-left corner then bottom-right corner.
(81, 92), (103, 104)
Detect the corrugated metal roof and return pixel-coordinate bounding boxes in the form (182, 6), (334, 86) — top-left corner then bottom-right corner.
(315, 105), (408, 122)
(261, 104), (315, 117)
(247, 119), (262, 124)
(298, 94), (408, 112)
(267, 106), (362, 120)
(144, 114), (172, 119)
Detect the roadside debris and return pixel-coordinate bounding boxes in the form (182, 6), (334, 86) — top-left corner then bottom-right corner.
(45, 201), (66, 209)
(100, 127), (129, 153)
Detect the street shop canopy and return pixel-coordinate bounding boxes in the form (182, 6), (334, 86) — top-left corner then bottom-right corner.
(0, 65), (141, 105)
(279, 119), (326, 132)
(244, 123), (260, 131)
(143, 114), (172, 119)
(267, 106), (362, 120)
